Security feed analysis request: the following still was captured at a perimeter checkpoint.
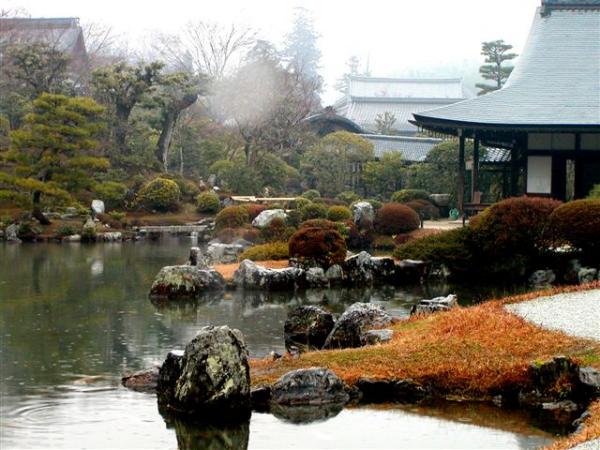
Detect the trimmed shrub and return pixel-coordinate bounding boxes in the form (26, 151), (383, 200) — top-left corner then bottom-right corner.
(405, 199), (440, 220)
(470, 196), (561, 256)
(215, 206), (250, 231)
(587, 184), (600, 199)
(345, 220), (374, 250)
(393, 228), (475, 276)
(93, 181), (128, 210)
(216, 227), (240, 244)
(375, 203), (420, 235)
(373, 235), (396, 250)
(300, 202), (328, 221)
(293, 197), (313, 209)
(57, 225), (79, 236)
(242, 227), (260, 243)
(259, 217), (295, 243)
(242, 203), (267, 220)
(239, 242), (289, 261)
(366, 199), (383, 211)
(299, 219), (337, 230)
(391, 189), (430, 204)
(286, 209), (303, 228)
(196, 191), (220, 213)
(137, 178), (181, 212)
(549, 199), (600, 257)
(288, 227), (347, 268)
(301, 189), (321, 201)
(336, 191), (360, 205)
(327, 205), (352, 222)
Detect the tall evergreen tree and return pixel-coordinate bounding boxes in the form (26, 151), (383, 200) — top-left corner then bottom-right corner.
(282, 7), (322, 90)
(476, 40), (517, 95)
(1, 93), (108, 224)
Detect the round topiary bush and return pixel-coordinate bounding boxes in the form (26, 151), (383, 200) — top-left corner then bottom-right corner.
(374, 203), (420, 235)
(215, 206), (250, 231)
(391, 189), (430, 204)
(288, 227), (347, 268)
(259, 217), (295, 243)
(239, 242), (289, 261)
(137, 178), (181, 212)
(344, 220), (374, 250)
(242, 203), (266, 220)
(196, 191), (220, 213)
(299, 219), (337, 230)
(549, 199), (600, 257)
(404, 199), (440, 220)
(301, 189), (321, 201)
(93, 181), (128, 210)
(470, 196), (562, 256)
(327, 205), (352, 222)
(293, 197), (313, 210)
(300, 202), (328, 221)
(216, 227), (239, 244)
(336, 191), (360, 205)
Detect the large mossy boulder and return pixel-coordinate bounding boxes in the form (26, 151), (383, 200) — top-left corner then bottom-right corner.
(271, 367), (349, 406)
(150, 266), (225, 300)
(323, 302), (393, 349)
(284, 306), (335, 351)
(157, 326), (251, 421)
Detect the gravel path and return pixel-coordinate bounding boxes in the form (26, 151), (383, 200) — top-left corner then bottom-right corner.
(505, 289), (600, 341)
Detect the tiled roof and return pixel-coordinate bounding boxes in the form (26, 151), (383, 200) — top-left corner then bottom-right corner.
(0, 17), (85, 56)
(360, 134), (442, 161)
(414, 7), (600, 127)
(348, 76), (466, 99)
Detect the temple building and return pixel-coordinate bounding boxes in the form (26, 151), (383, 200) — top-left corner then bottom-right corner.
(333, 76), (468, 135)
(412, 0), (600, 210)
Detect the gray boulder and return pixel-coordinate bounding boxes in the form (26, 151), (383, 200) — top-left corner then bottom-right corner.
(529, 269), (556, 287)
(323, 302), (393, 349)
(157, 326), (251, 421)
(284, 306), (335, 351)
(351, 201), (374, 228)
(342, 252), (397, 284)
(410, 294), (458, 315)
(325, 264), (344, 284)
(271, 367), (349, 406)
(97, 232), (122, 242)
(91, 199), (105, 215)
(150, 266), (225, 300)
(305, 267), (329, 288)
(578, 267), (598, 284)
(578, 367), (600, 396)
(233, 259), (304, 290)
(63, 234), (81, 243)
(122, 365), (160, 392)
(206, 243), (245, 264)
(364, 329), (393, 345)
(5, 223), (20, 243)
(429, 194), (450, 207)
(251, 209), (287, 228)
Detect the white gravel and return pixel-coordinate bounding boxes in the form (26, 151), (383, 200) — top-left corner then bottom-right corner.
(505, 289), (600, 341)
(572, 438), (600, 450)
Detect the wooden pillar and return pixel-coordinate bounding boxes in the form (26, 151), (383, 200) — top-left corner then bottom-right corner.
(551, 156), (567, 201)
(510, 146), (519, 196)
(457, 132), (466, 214)
(471, 137), (480, 202)
(574, 134), (586, 199)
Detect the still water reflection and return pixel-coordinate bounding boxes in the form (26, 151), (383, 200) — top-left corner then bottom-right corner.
(0, 238), (551, 449)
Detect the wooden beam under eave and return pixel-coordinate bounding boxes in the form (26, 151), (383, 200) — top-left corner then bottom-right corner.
(471, 137), (480, 202)
(458, 133), (466, 214)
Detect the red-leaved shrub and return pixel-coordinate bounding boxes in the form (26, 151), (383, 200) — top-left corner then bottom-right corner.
(404, 199), (440, 220)
(299, 219), (337, 230)
(242, 203), (266, 220)
(374, 203), (420, 235)
(549, 199), (600, 257)
(288, 227), (347, 268)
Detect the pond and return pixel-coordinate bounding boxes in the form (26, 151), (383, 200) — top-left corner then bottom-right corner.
(0, 237), (555, 449)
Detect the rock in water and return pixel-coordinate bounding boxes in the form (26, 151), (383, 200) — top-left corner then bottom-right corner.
(251, 209), (288, 228)
(150, 266), (225, 300)
(206, 243), (245, 264)
(91, 199), (105, 215)
(5, 223), (21, 243)
(157, 326), (251, 421)
(122, 365), (160, 392)
(271, 367), (349, 406)
(323, 302), (393, 349)
(233, 259), (304, 290)
(351, 201), (374, 228)
(284, 306), (335, 351)
(410, 294), (458, 315)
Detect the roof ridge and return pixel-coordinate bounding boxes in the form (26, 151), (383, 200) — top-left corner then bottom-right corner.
(349, 76), (464, 83)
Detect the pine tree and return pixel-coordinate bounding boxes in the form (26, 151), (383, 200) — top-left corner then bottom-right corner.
(282, 7), (322, 89)
(1, 93), (108, 224)
(476, 40), (517, 95)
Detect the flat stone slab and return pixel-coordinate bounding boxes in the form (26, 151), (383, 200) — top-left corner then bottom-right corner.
(506, 289), (600, 341)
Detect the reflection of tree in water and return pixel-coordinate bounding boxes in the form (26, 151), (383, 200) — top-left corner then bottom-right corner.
(160, 409), (249, 450)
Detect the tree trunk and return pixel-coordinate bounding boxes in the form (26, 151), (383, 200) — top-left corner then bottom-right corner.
(156, 111), (178, 172)
(32, 191), (51, 225)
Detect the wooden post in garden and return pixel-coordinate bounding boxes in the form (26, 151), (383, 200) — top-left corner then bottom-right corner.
(471, 137), (480, 202)
(457, 132), (466, 214)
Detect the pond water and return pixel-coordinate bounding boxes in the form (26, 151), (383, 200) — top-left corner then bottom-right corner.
(0, 237), (555, 449)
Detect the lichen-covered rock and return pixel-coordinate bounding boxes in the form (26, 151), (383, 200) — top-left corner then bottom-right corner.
(351, 201), (374, 228)
(284, 306), (335, 351)
(323, 302), (393, 349)
(578, 267), (598, 284)
(410, 294), (458, 315)
(157, 326), (251, 421)
(5, 223), (20, 242)
(304, 267), (329, 288)
(122, 365), (160, 392)
(233, 259), (305, 290)
(63, 234), (81, 243)
(364, 329), (393, 345)
(578, 367), (600, 396)
(342, 252), (399, 284)
(271, 367), (349, 406)
(356, 378), (429, 403)
(91, 199), (105, 215)
(252, 209), (288, 228)
(206, 243), (245, 264)
(529, 269), (556, 287)
(97, 231), (122, 242)
(157, 350), (184, 407)
(325, 264), (344, 284)
(149, 266), (225, 300)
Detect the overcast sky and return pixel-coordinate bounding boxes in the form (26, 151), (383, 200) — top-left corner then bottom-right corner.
(6, 0), (541, 103)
